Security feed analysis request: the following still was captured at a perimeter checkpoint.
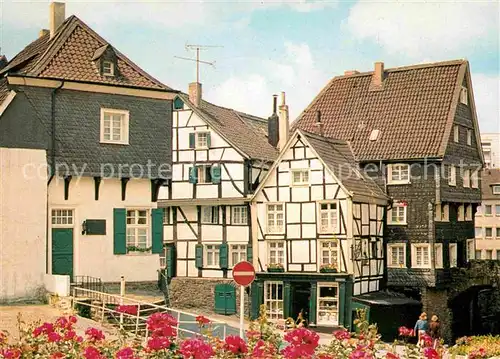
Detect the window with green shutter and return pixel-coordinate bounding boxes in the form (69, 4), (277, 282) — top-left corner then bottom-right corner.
(246, 243), (253, 263)
(189, 133), (195, 149)
(309, 283), (318, 325)
(189, 167), (198, 184)
(195, 244), (203, 268)
(206, 133), (211, 148)
(211, 165), (221, 184)
(151, 208), (163, 254)
(219, 242), (228, 269)
(113, 208), (127, 255)
(165, 245), (176, 278)
(283, 282), (291, 319)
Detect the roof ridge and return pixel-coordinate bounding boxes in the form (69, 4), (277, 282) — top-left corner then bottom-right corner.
(300, 129), (348, 145)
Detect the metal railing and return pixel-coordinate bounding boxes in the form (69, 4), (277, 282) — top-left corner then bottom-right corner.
(71, 276), (105, 295)
(72, 287), (230, 340)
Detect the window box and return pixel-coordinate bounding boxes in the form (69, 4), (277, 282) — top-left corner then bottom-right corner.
(126, 246), (152, 254)
(319, 264), (338, 273)
(267, 263), (284, 272)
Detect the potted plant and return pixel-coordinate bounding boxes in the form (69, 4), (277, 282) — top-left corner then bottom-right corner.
(320, 263), (338, 273)
(267, 263), (284, 272)
(126, 246), (152, 254)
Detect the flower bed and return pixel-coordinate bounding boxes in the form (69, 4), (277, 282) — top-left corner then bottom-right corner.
(1, 306), (500, 358)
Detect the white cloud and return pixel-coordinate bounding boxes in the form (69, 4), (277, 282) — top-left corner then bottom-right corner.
(347, 0), (499, 59)
(206, 41), (327, 121)
(472, 73), (500, 133)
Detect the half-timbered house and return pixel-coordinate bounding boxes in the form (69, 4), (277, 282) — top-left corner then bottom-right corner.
(250, 128), (388, 329)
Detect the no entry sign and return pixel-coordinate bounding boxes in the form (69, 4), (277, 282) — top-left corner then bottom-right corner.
(232, 261), (256, 287)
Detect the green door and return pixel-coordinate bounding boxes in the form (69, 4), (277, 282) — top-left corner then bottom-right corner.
(52, 228), (74, 279)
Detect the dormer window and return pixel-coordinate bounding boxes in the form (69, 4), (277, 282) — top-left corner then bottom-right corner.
(460, 86), (468, 105)
(493, 185), (500, 195)
(103, 61), (114, 77)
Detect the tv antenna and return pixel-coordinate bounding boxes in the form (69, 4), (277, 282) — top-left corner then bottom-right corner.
(174, 44), (223, 83)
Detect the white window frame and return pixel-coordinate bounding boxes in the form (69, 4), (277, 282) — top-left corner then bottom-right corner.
(387, 243), (406, 268)
(485, 227), (493, 238)
(266, 203), (284, 234)
(230, 244), (247, 266)
(195, 131), (210, 149)
(454, 125), (459, 143)
(319, 239), (340, 269)
(201, 206), (219, 224)
(466, 239), (475, 261)
(496, 204), (500, 216)
(264, 281), (284, 321)
(411, 244), (430, 268)
(493, 186), (500, 195)
(471, 170), (478, 189)
(463, 169), (470, 188)
(465, 205), (472, 221)
(485, 205), (493, 216)
(51, 209), (74, 227)
(441, 204), (449, 222)
(434, 243), (443, 269)
(449, 165), (456, 186)
(231, 206), (248, 225)
(318, 201), (339, 233)
(205, 244), (220, 268)
(197, 165), (211, 184)
(102, 60), (115, 76)
(290, 169), (310, 187)
(388, 203), (407, 225)
(449, 243), (457, 268)
(475, 249), (482, 260)
(163, 208), (170, 225)
(267, 241), (285, 265)
(486, 250), (493, 260)
(467, 129), (472, 146)
(126, 209), (150, 251)
(317, 283), (339, 326)
(100, 108), (129, 145)
(475, 227), (483, 238)
(387, 164), (410, 185)
(460, 86), (468, 105)
(457, 205), (465, 221)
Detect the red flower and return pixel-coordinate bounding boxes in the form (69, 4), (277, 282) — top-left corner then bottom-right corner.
(195, 315), (210, 327)
(85, 327), (105, 342)
(51, 352), (65, 359)
(246, 329), (261, 340)
(179, 337), (214, 359)
(252, 339), (278, 359)
(55, 316), (73, 330)
(116, 305), (139, 316)
(0, 348), (21, 359)
(33, 322), (54, 337)
(0, 331), (7, 345)
(424, 348), (439, 359)
(48, 331), (62, 343)
(386, 353), (400, 359)
(116, 347), (137, 359)
(224, 335), (248, 355)
(146, 313), (178, 338)
(63, 330), (76, 341)
(421, 333), (433, 348)
(333, 329), (351, 341)
(83, 346), (104, 359)
(317, 354), (335, 359)
(350, 349), (374, 359)
(147, 336), (171, 351)
(398, 326), (413, 337)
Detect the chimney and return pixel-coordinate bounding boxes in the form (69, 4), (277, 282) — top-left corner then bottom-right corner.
(371, 61), (385, 88)
(277, 92), (289, 151)
(0, 56), (7, 71)
(39, 29), (50, 38)
(188, 82), (202, 107)
(267, 95), (279, 147)
(50, 2), (66, 38)
(344, 70), (360, 76)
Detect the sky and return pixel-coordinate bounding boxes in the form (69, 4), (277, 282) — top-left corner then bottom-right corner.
(1, 0), (499, 133)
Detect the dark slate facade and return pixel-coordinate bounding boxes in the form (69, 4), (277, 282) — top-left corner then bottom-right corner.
(0, 86), (172, 179)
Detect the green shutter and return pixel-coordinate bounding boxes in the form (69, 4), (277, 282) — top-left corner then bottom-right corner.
(219, 242), (229, 269)
(211, 165), (221, 184)
(246, 243), (253, 263)
(283, 282), (291, 319)
(189, 167), (198, 184)
(189, 133), (195, 149)
(166, 245), (175, 278)
(151, 208), (163, 254)
(113, 208), (127, 255)
(195, 244), (203, 268)
(339, 282), (346, 327)
(206, 133), (211, 148)
(251, 281), (264, 320)
(173, 97), (184, 110)
(309, 282), (317, 325)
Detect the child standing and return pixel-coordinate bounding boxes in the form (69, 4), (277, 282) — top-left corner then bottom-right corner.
(414, 312), (429, 346)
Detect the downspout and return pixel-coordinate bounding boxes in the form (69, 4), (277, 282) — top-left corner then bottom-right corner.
(46, 81), (64, 274)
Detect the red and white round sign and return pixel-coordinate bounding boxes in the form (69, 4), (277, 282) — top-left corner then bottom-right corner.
(232, 261), (256, 287)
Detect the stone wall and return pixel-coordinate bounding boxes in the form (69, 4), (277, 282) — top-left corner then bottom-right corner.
(421, 287), (453, 344)
(169, 277), (250, 317)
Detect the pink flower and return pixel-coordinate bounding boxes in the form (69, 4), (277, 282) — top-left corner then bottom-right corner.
(398, 326), (414, 337)
(333, 329), (351, 341)
(224, 335), (248, 355)
(63, 330), (77, 341)
(284, 328), (320, 347)
(51, 353), (65, 359)
(195, 315), (210, 327)
(146, 313), (178, 338)
(116, 347), (137, 359)
(350, 349), (374, 359)
(147, 336), (171, 351)
(424, 348), (440, 359)
(0, 348), (21, 359)
(246, 329), (261, 340)
(83, 346), (104, 359)
(85, 327), (105, 342)
(179, 337), (214, 359)
(48, 331), (62, 343)
(386, 353), (400, 359)
(421, 334), (433, 348)
(252, 339), (278, 359)
(33, 322), (54, 337)
(116, 305), (138, 316)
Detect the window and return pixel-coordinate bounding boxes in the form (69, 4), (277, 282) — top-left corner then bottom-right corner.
(317, 284), (339, 326)
(497, 251), (500, 260)
(475, 227), (483, 238)
(201, 206), (219, 224)
(319, 202), (339, 233)
(268, 241), (285, 265)
(230, 244), (247, 266)
(471, 170), (478, 188)
(460, 86), (468, 105)
(485, 205), (492, 216)
(267, 204), (284, 233)
(51, 209), (74, 226)
(486, 250), (493, 260)
(485, 227), (493, 238)
(264, 281), (284, 320)
(465, 205), (472, 221)
(496, 205), (500, 216)
(412, 244), (430, 268)
(388, 244), (406, 268)
(388, 164), (410, 184)
(197, 166), (212, 184)
(434, 244), (443, 268)
(449, 165), (456, 186)
(463, 169), (470, 188)
(496, 228), (500, 238)
(102, 61), (114, 76)
(441, 204), (449, 222)
(319, 240), (339, 268)
(126, 209), (149, 250)
(205, 244), (220, 267)
(467, 129), (472, 146)
(388, 203), (407, 225)
(457, 205), (465, 221)
(196, 132), (209, 149)
(493, 186), (500, 195)
(163, 208), (170, 225)
(290, 169), (309, 186)
(477, 205), (483, 216)
(454, 125), (459, 143)
(449, 244), (457, 267)
(467, 239), (475, 260)
(100, 109), (129, 145)
(475, 250), (482, 259)
(231, 206), (248, 225)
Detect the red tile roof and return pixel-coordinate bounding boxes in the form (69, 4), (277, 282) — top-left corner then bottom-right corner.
(292, 60), (468, 161)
